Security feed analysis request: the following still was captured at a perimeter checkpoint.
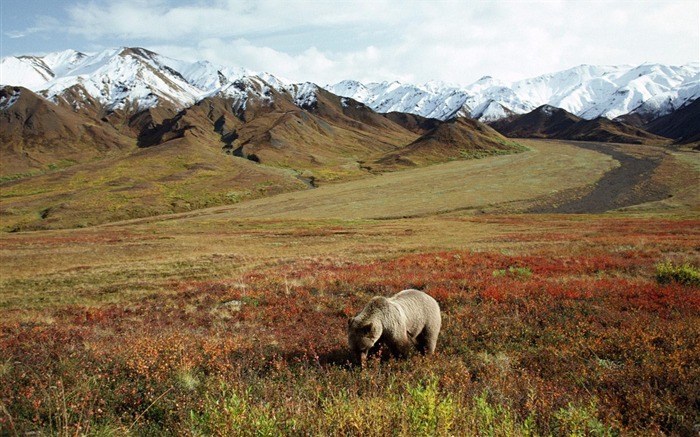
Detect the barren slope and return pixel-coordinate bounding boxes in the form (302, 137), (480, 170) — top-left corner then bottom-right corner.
(158, 140), (617, 221)
(0, 86), (135, 176)
(153, 139), (696, 222)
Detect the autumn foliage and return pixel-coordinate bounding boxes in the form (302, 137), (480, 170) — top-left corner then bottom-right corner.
(1, 217), (699, 435)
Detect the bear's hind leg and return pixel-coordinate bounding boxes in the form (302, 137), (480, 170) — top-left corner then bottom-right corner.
(417, 326), (439, 356)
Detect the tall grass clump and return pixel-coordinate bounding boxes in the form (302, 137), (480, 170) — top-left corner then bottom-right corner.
(552, 401), (615, 437)
(189, 386), (280, 436)
(403, 378), (456, 435)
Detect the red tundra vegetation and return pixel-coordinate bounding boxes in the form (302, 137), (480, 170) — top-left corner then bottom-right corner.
(0, 216), (698, 435)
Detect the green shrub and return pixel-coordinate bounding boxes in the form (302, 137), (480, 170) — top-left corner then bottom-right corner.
(656, 262), (700, 286)
(404, 378), (456, 435)
(189, 387), (280, 436)
(553, 401), (615, 437)
(493, 266), (533, 280)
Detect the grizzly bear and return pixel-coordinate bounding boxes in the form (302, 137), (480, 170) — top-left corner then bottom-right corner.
(347, 289), (441, 365)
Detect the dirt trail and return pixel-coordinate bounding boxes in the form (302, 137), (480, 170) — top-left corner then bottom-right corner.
(529, 142), (669, 213)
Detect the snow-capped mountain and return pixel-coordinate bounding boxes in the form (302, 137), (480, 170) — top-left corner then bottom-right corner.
(327, 80), (472, 120)
(1, 47), (697, 123)
(327, 63), (700, 122)
(0, 47), (320, 117)
(0, 48), (247, 113)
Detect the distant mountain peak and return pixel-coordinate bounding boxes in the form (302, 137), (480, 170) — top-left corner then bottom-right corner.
(118, 46), (157, 58)
(537, 104), (560, 115)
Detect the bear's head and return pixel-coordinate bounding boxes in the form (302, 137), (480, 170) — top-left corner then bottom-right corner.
(347, 317), (381, 365)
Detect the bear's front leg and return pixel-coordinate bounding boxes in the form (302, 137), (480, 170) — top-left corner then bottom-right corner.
(385, 332), (413, 358)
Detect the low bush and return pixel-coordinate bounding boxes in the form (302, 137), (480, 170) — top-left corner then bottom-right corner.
(656, 261), (700, 286)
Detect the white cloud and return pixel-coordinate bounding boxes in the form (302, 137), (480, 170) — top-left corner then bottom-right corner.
(63, 0), (397, 42)
(6, 14), (61, 39)
(11, 0), (700, 85)
(5, 31), (26, 39)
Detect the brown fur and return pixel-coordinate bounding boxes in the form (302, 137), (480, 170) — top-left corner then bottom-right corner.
(347, 289), (441, 365)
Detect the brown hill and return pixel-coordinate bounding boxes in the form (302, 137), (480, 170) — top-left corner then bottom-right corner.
(375, 117), (523, 169)
(0, 86), (134, 177)
(0, 134), (309, 231)
(561, 117), (670, 145)
(490, 104), (670, 145)
(138, 83), (420, 182)
(380, 112), (442, 135)
(643, 98), (700, 146)
(489, 105), (580, 138)
(230, 85), (417, 177)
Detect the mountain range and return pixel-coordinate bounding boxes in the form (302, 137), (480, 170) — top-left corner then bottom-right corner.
(2, 48), (697, 143)
(3, 47), (698, 124)
(1, 48), (696, 149)
(0, 47), (698, 230)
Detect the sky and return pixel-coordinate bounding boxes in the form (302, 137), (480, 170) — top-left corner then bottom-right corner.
(1, 0), (698, 86)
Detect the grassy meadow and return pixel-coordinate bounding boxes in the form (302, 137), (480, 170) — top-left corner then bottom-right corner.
(1, 140), (699, 436)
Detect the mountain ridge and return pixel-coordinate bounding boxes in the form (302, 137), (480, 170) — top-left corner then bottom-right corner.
(2, 48), (698, 126)
(1, 47), (696, 178)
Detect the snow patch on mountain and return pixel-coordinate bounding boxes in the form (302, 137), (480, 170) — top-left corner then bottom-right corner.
(214, 76), (276, 117)
(38, 48), (201, 111)
(41, 50), (88, 76)
(0, 56), (54, 89)
(287, 82), (319, 109)
(471, 100), (514, 123)
(331, 80), (372, 103)
(327, 80), (472, 120)
(165, 58), (249, 91)
(0, 87), (22, 110)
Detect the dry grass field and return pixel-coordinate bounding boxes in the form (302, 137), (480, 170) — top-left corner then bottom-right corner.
(1, 139), (699, 435)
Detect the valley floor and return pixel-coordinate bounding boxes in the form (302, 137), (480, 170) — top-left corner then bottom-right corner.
(94, 139), (699, 225)
(0, 140), (698, 435)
